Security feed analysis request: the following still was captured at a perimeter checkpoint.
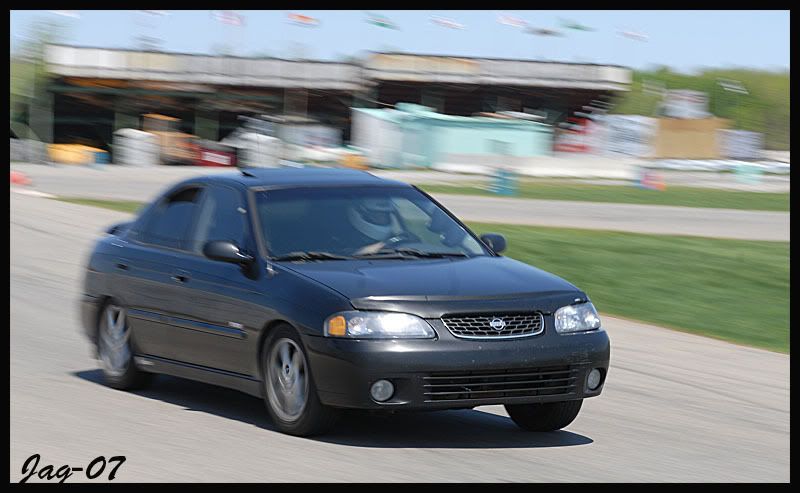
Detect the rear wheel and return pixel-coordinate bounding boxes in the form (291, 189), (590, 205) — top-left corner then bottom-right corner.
(261, 324), (339, 436)
(505, 400), (583, 432)
(97, 300), (152, 390)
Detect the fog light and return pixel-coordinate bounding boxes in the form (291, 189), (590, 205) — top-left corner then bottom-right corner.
(587, 368), (602, 391)
(370, 379), (394, 402)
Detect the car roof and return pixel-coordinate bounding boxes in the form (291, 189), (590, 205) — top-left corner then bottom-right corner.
(181, 167), (409, 190)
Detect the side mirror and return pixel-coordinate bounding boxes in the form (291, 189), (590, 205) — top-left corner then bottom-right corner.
(105, 221), (131, 236)
(203, 240), (255, 265)
(480, 233), (507, 254)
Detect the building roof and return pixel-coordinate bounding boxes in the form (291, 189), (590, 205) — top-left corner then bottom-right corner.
(353, 103), (551, 129)
(45, 44), (632, 92)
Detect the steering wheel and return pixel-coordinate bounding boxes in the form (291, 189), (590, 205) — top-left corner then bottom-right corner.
(354, 231), (420, 256)
(383, 231), (419, 248)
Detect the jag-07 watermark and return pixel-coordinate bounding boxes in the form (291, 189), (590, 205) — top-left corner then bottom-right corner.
(19, 454), (126, 483)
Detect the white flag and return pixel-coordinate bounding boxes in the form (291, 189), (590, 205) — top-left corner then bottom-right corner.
(497, 13), (527, 28)
(214, 10), (244, 26)
(48, 10), (80, 19)
(431, 16), (465, 30)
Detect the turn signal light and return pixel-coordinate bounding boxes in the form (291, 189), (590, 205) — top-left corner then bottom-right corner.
(327, 315), (347, 337)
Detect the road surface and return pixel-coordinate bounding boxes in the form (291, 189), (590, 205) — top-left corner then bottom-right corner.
(10, 193), (789, 482)
(9, 164), (790, 241)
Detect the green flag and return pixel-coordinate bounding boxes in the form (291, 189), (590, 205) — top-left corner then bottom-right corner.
(560, 18), (594, 31)
(365, 12), (399, 30)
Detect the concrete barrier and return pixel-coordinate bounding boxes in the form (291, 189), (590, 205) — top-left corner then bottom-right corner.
(10, 139), (49, 164)
(433, 154), (641, 180)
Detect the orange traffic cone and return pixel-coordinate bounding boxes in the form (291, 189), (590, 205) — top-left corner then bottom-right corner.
(10, 170), (31, 186)
(653, 171), (666, 191)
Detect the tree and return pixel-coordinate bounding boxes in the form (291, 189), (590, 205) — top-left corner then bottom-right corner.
(10, 16), (72, 141)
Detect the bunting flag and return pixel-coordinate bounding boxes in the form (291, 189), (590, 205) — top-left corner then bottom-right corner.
(497, 13), (528, 28)
(718, 79), (748, 94)
(642, 79), (666, 96)
(431, 16), (465, 30)
(365, 12), (399, 29)
(525, 26), (563, 37)
(48, 10), (80, 19)
(618, 29), (649, 41)
(560, 18), (594, 31)
(288, 13), (320, 27)
(213, 10), (244, 26)
(140, 11), (169, 17)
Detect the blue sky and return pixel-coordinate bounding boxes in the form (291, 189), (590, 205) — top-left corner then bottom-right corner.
(10, 10), (790, 72)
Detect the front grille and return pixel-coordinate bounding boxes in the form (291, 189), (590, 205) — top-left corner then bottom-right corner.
(441, 312), (544, 339)
(423, 365), (578, 402)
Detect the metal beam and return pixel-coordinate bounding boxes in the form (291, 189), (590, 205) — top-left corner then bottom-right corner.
(48, 84), (282, 103)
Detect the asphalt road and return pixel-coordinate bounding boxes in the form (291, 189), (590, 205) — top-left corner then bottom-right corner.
(10, 164), (790, 241)
(10, 192), (789, 482)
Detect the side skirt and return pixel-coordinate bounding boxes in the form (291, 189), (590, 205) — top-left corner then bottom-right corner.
(134, 354), (263, 398)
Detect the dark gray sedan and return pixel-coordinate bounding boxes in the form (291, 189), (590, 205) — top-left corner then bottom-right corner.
(80, 168), (610, 436)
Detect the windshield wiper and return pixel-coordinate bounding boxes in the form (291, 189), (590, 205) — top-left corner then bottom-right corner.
(272, 251), (352, 261)
(354, 248), (469, 259)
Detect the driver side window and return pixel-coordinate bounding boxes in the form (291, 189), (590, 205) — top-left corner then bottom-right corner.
(190, 185), (249, 254)
(140, 187), (203, 250)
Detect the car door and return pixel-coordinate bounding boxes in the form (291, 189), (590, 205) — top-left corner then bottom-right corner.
(119, 185), (205, 363)
(164, 183), (266, 376)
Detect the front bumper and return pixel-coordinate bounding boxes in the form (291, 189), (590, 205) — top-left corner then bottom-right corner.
(304, 319), (610, 410)
(79, 293), (103, 344)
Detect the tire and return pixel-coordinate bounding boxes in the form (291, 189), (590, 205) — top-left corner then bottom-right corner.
(96, 299), (152, 391)
(505, 400), (583, 432)
(261, 324), (339, 437)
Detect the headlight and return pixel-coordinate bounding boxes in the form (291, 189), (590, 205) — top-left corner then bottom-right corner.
(554, 302), (602, 334)
(324, 311), (436, 339)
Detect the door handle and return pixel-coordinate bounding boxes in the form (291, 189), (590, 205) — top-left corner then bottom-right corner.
(116, 263), (129, 271)
(172, 270), (189, 283)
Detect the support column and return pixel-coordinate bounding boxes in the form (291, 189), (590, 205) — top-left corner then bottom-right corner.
(194, 109), (219, 141)
(420, 89), (444, 112)
(28, 86), (53, 143)
(284, 88), (308, 117)
(114, 99), (140, 131)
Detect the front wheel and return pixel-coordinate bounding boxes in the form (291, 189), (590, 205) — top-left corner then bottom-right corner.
(261, 325), (339, 436)
(505, 400), (583, 432)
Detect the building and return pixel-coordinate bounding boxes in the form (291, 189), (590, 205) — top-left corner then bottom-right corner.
(22, 44), (632, 152)
(352, 103), (553, 168)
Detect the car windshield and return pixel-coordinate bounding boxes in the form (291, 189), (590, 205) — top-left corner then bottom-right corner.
(254, 186), (489, 259)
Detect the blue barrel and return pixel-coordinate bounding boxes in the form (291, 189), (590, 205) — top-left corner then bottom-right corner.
(735, 162), (762, 185)
(94, 151), (110, 164)
(492, 168), (518, 196)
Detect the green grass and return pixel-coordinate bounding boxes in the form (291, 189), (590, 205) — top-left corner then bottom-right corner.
(420, 182), (790, 211)
(468, 222), (789, 353)
(55, 197), (144, 214)
(56, 196), (789, 353)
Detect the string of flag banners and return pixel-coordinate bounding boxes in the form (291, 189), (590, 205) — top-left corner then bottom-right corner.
(287, 13), (320, 27)
(212, 10), (245, 27)
(365, 12), (399, 30)
(54, 11), (648, 43)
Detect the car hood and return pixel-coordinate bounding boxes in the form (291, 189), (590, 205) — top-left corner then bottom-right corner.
(281, 256), (585, 318)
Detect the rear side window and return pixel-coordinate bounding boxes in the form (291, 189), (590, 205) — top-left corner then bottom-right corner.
(142, 187), (202, 250)
(190, 185), (248, 253)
